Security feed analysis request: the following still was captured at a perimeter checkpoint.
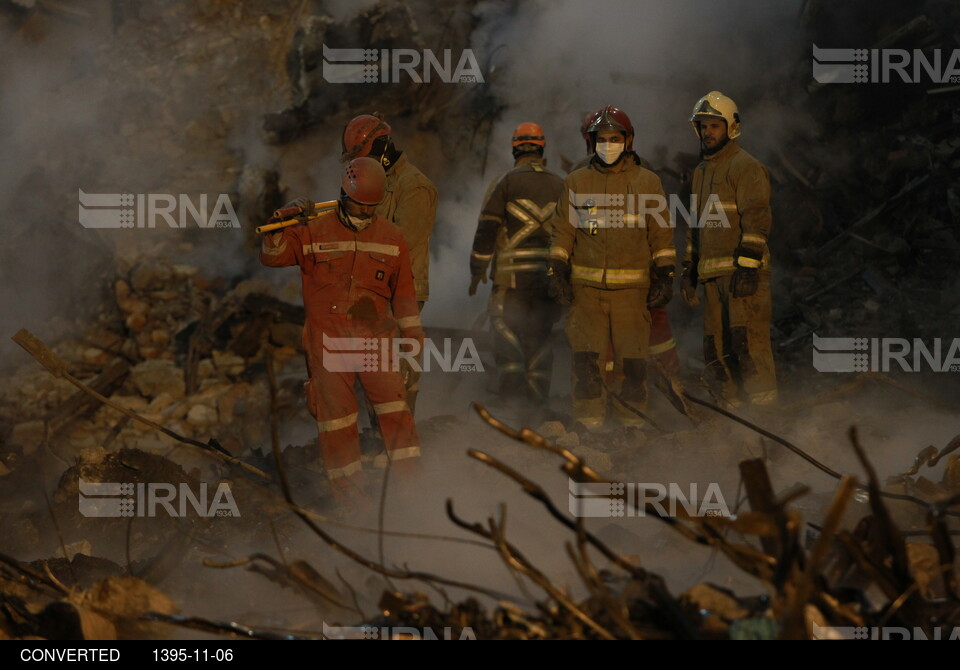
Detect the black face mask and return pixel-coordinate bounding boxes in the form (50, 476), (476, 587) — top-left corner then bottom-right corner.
(369, 136), (401, 170)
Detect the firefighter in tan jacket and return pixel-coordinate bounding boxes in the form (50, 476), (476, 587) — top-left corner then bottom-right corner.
(549, 106), (677, 429)
(341, 114), (439, 413)
(681, 91), (778, 407)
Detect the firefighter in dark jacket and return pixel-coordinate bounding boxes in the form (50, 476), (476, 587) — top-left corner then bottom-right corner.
(470, 123), (565, 402)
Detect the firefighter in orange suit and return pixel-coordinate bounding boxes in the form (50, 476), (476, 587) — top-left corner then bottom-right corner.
(260, 157), (424, 505)
(680, 91), (777, 407)
(341, 114), (438, 414)
(469, 122), (565, 402)
(548, 106), (677, 430)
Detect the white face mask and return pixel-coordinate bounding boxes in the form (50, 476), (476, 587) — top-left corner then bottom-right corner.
(346, 214), (372, 231)
(595, 140), (625, 165)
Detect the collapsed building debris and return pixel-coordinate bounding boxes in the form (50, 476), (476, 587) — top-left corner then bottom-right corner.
(1, 0), (959, 642)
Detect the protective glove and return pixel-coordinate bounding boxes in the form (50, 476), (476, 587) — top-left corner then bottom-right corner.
(730, 246), (762, 298)
(287, 196), (315, 217)
(680, 258), (700, 307)
(646, 264), (675, 309)
(546, 259), (573, 305)
(468, 272), (488, 296)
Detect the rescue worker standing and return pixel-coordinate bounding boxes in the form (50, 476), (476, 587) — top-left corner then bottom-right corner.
(572, 109), (684, 394)
(469, 123), (564, 403)
(341, 114), (438, 414)
(680, 91), (778, 407)
(260, 158), (424, 506)
(548, 106), (677, 430)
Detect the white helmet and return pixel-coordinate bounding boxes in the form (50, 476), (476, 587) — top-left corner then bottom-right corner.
(690, 91), (740, 140)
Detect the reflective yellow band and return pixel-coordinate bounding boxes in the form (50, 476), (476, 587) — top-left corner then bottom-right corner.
(549, 246), (570, 262)
(604, 360), (614, 372)
(498, 263), (545, 273)
(498, 248), (549, 260)
(700, 257), (737, 274)
(571, 264), (604, 282)
(740, 233), (766, 247)
(262, 239), (288, 256)
(571, 265), (649, 284)
(303, 240), (354, 255)
(653, 248), (677, 262)
(317, 412), (358, 433)
(648, 338), (677, 356)
(471, 251), (494, 261)
(604, 268), (648, 284)
(357, 241), (400, 256)
(373, 446), (421, 468)
(327, 460), (362, 480)
(397, 315), (422, 330)
(302, 241), (400, 256)
(373, 400), (409, 415)
(736, 256), (762, 269)
(479, 215), (504, 225)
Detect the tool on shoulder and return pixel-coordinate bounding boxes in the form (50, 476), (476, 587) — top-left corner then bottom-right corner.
(255, 200), (338, 234)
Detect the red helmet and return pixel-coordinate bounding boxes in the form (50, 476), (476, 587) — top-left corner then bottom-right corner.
(580, 109), (604, 152)
(340, 114), (391, 162)
(341, 157), (386, 205)
(587, 105), (634, 152)
(511, 122), (546, 148)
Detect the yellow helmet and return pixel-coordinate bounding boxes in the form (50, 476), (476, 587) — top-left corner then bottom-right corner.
(690, 91), (740, 140)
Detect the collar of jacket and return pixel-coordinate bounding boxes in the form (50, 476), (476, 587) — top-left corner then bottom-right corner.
(703, 139), (739, 162)
(514, 154), (544, 168)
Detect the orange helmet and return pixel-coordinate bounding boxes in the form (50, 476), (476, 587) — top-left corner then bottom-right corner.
(587, 105), (634, 152)
(511, 122), (546, 148)
(340, 114), (391, 162)
(341, 157), (386, 205)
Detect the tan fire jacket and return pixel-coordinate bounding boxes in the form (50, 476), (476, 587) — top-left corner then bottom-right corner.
(549, 157), (676, 289)
(686, 140), (772, 281)
(376, 153), (438, 302)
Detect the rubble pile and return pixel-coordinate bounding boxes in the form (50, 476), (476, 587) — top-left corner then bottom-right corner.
(0, 257), (309, 471)
(1, 0), (958, 641)
(767, 1), (960, 379)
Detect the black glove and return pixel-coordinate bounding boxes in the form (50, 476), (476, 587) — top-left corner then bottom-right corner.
(730, 246), (762, 298)
(288, 196), (315, 217)
(646, 264), (675, 309)
(680, 258), (700, 307)
(468, 273), (487, 296)
(546, 260), (573, 305)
